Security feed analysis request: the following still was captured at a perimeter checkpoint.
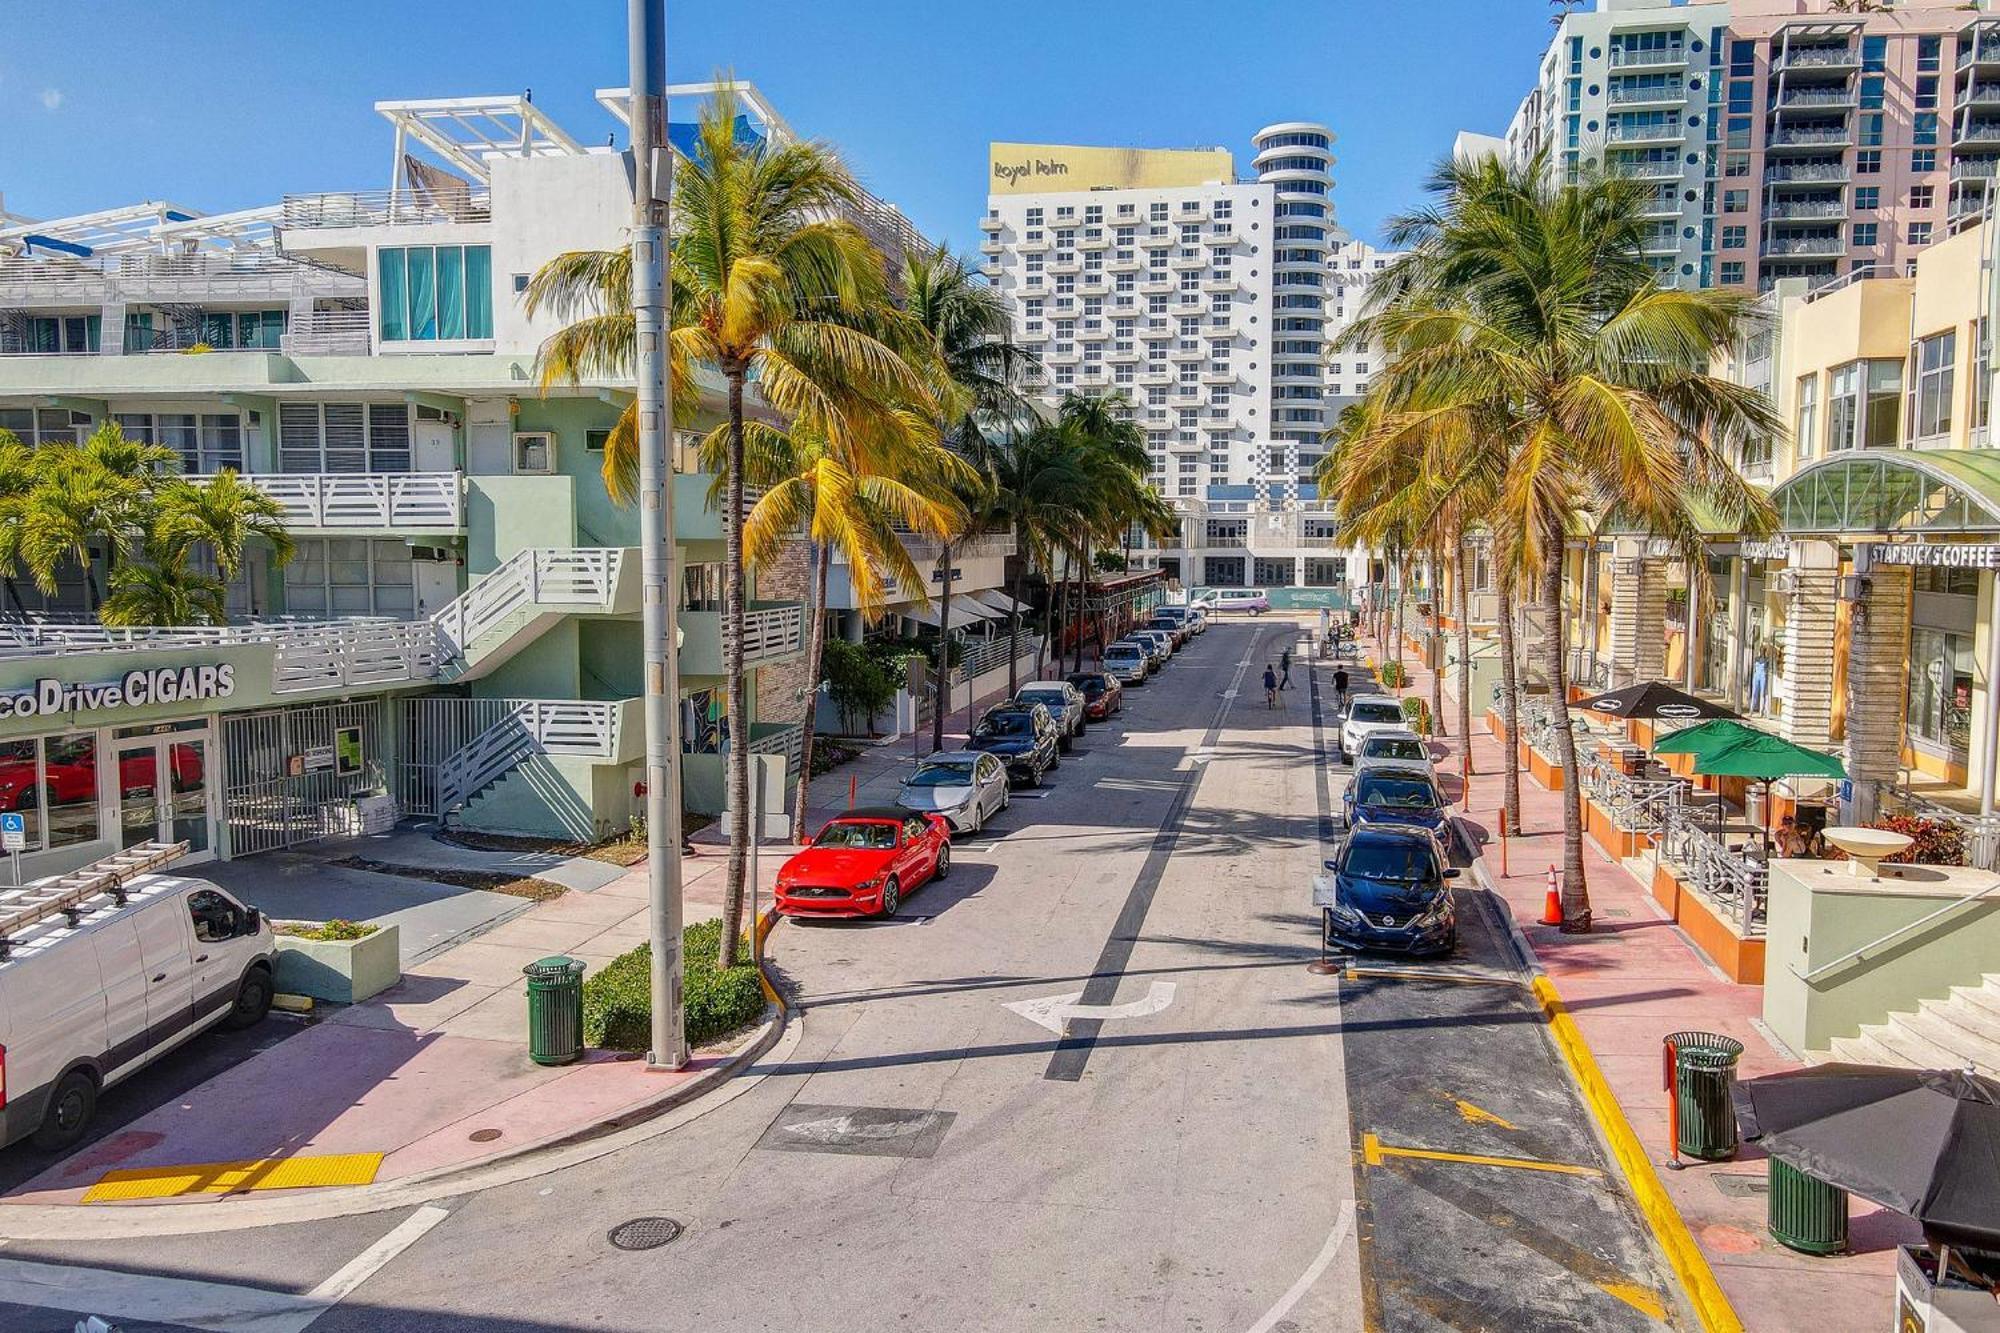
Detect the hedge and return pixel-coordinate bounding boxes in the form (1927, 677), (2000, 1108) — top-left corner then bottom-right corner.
(581, 918), (768, 1051)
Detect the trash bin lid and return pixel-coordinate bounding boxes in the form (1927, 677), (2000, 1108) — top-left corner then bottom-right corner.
(1665, 1030), (1745, 1065)
(523, 955), (585, 978)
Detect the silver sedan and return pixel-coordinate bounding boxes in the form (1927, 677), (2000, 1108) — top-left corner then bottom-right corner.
(896, 750), (1012, 835)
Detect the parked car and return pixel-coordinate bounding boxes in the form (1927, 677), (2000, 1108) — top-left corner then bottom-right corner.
(1159, 604), (1207, 637)
(1103, 643), (1150, 685)
(1342, 762), (1451, 839)
(1113, 636), (1163, 672)
(775, 808), (952, 919)
(895, 751), (1010, 835)
(1210, 588), (1271, 614)
(1145, 615), (1189, 648)
(0, 872), (275, 1153)
(1065, 670), (1123, 721)
(1339, 694), (1410, 763)
(1354, 728), (1435, 776)
(1129, 629), (1174, 664)
(1015, 680), (1087, 749)
(966, 702), (1061, 786)
(1322, 824), (1459, 956)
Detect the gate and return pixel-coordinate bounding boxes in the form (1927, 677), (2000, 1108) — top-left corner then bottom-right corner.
(222, 700), (388, 856)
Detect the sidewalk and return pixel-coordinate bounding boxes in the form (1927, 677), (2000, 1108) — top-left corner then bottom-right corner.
(3, 661), (1061, 1211)
(1358, 632), (1921, 1332)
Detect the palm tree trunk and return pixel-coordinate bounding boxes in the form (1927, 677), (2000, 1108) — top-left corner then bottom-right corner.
(1391, 564), (1406, 691)
(1454, 540), (1473, 768)
(2, 576), (25, 618)
(1072, 540), (1088, 674)
(1542, 555), (1591, 932)
(791, 542), (830, 846)
(1038, 549), (1060, 679)
(1496, 577), (1524, 834)
(1008, 528), (1027, 697)
(719, 370), (752, 968)
(932, 540), (954, 754)
(1428, 557), (1444, 739)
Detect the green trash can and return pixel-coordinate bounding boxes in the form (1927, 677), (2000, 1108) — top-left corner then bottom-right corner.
(1767, 1157), (1849, 1255)
(1664, 1030), (1745, 1161)
(524, 956), (587, 1066)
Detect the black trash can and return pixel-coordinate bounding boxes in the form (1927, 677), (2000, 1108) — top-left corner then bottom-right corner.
(1664, 1030), (1745, 1161)
(524, 956), (587, 1066)
(1767, 1157), (1849, 1255)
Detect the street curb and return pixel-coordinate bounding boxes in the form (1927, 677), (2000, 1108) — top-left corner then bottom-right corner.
(1465, 849), (1745, 1333)
(0, 989), (794, 1240)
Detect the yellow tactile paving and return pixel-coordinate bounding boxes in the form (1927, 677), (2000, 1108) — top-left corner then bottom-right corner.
(82, 1151), (384, 1202)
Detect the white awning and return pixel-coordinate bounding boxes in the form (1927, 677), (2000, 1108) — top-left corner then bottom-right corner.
(970, 589), (1031, 615)
(898, 595), (1004, 628)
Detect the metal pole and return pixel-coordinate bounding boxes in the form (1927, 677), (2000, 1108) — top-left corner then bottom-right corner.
(631, 0), (687, 1072)
(1982, 574), (2000, 820)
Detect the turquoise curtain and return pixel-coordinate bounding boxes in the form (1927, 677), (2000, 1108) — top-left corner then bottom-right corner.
(379, 248), (408, 341)
(437, 246), (465, 340)
(464, 245), (492, 339)
(407, 247), (436, 340)
(124, 312), (153, 352)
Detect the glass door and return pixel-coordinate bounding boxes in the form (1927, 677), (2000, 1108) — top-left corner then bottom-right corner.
(116, 739), (163, 851)
(114, 735), (214, 861)
(168, 739), (211, 856)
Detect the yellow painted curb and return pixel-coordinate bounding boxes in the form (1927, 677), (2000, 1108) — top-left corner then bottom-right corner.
(1530, 975), (1743, 1333)
(753, 904), (784, 1009)
(271, 993), (314, 1014)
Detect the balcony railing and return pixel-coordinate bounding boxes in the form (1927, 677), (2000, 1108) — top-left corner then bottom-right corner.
(1661, 802), (1770, 937)
(1777, 89), (1856, 109)
(280, 188), (492, 230)
(1608, 82), (1684, 105)
(1606, 122), (1683, 144)
(201, 471), (464, 532)
(1763, 236), (1846, 256)
(280, 307), (371, 356)
(1767, 199), (1846, 220)
(1765, 162), (1850, 183)
(1956, 124), (2000, 145)
(1769, 128), (1851, 148)
(0, 618), (441, 694)
(1776, 46), (1859, 70)
(1608, 46), (1687, 68)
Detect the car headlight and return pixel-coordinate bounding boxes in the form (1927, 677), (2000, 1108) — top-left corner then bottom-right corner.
(1416, 898), (1452, 925)
(856, 878), (882, 890)
(1328, 901), (1366, 927)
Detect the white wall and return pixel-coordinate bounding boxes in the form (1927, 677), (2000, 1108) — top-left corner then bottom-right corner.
(487, 152), (632, 358)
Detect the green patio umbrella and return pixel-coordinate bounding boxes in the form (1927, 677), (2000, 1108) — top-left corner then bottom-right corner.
(1651, 718), (1764, 760)
(1688, 729), (1847, 852)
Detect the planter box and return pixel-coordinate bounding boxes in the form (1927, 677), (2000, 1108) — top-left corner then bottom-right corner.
(275, 923), (402, 1004)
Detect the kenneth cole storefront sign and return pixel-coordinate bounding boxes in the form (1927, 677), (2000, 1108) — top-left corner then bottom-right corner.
(0, 664), (236, 719)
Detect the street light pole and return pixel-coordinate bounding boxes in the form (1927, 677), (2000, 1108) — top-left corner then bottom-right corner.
(630, 0), (687, 1071)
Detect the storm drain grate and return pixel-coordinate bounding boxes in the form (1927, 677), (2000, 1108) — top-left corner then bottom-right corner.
(608, 1216), (685, 1250)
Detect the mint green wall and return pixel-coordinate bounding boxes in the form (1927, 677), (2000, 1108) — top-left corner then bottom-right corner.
(466, 475), (575, 576)
(475, 618), (581, 699)
(580, 620), (643, 698)
(512, 398), (638, 551)
(458, 753), (606, 841)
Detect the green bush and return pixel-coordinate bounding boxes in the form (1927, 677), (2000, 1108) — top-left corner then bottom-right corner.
(582, 917), (767, 1051)
(276, 918), (377, 941)
(1378, 660), (1408, 689)
(820, 639), (898, 732)
(1401, 697), (1432, 736)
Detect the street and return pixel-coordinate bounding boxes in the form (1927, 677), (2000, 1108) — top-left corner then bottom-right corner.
(0, 619), (1682, 1332)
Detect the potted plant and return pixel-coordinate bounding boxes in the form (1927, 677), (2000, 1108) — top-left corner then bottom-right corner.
(273, 919), (401, 1003)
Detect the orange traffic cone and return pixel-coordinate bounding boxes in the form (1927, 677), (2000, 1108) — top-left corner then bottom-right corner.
(1539, 866), (1563, 927)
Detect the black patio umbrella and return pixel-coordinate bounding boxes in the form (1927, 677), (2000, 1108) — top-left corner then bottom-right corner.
(1574, 680), (1740, 721)
(1733, 1063), (2000, 1252)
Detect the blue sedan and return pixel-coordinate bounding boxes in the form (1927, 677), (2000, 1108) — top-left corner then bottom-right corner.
(1323, 825), (1460, 956)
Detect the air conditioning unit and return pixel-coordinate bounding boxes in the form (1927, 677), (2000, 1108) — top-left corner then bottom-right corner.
(1776, 568), (1802, 596)
(512, 431), (556, 474)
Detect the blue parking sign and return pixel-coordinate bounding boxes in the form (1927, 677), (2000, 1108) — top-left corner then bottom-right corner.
(0, 812), (23, 852)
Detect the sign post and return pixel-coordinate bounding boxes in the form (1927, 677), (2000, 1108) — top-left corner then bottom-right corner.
(1, 812), (24, 887)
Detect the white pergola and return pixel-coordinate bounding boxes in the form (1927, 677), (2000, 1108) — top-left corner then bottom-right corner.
(592, 80), (798, 143)
(376, 94), (587, 186)
(0, 201), (205, 258)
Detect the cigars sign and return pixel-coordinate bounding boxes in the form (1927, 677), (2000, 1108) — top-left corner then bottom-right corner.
(0, 664), (236, 720)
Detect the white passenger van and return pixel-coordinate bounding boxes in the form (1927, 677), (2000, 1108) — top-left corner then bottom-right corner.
(0, 844), (275, 1152)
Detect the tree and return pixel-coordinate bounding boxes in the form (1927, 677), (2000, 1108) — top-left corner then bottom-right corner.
(153, 470), (295, 579)
(101, 546), (228, 627)
(1049, 394), (1151, 672)
(1338, 150), (1777, 931)
(530, 88), (934, 967)
(979, 424), (1089, 696)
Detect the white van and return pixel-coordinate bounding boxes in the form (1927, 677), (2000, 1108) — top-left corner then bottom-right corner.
(0, 865), (275, 1153)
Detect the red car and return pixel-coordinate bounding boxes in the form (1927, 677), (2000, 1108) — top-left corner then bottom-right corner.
(1065, 670), (1123, 721)
(774, 807), (952, 919)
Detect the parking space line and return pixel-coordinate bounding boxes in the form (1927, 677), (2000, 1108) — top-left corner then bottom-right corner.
(1360, 1131), (1603, 1178)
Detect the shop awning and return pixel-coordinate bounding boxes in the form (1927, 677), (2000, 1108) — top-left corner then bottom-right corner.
(898, 595), (1005, 628)
(1774, 452), (2000, 536)
(970, 589), (1031, 616)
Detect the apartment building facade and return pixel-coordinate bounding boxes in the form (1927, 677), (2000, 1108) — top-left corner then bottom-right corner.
(979, 128), (1393, 601)
(0, 85), (938, 878)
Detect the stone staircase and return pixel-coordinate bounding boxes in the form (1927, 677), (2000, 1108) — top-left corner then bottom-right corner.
(1823, 974), (2000, 1076)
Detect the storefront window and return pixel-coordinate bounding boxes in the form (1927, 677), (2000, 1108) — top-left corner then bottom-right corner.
(0, 740), (41, 849)
(44, 735), (100, 848)
(1910, 330), (1956, 442)
(1910, 627), (1973, 753)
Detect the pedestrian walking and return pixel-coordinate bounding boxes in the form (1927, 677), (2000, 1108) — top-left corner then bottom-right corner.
(1333, 666), (1350, 711)
(1263, 665), (1279, 709)
(1279, 648), (1293, 690)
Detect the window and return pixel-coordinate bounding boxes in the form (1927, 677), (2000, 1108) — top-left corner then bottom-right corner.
(113, 411), (245, 473)
(284, 538), (418, 618)
(1723, 190), (1747, 213)
(1828, 360), (1902, 450)
(1919, 35), (1942, 73)
(1916, 76), (1939, 112)
(1909, 222), (1933, 246)
(279, 402), (411, 473)
(1915, 114), (1939, 147)
(378, 244), (492, 342)
(1793, 374), (1818, 461)
(1909, 628), (1973, 752)
(1911, 330), (1956, 439)
(1912, 149), (1936, 174)
(1860, 76), (1885, 110)
(1860, 113), (1884, 147)
(1909, 184), (1935, 210)
(1852, 222), (1878, 248)
(1854, 186), (1879, 211)
(1977, 318), (1992, 436)
(1720, 261), (1745, 285)
(1721, 225), (1747, 249)
(1857, 150), (1881, 174)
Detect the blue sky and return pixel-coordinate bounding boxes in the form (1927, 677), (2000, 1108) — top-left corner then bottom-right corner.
(1, 1), (1550, 248)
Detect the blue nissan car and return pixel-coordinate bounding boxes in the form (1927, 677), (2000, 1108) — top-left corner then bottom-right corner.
(1324, 825), (1459, 956)
(1342, 763), (1450, 838)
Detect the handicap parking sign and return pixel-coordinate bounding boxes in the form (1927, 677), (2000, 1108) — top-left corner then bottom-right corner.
(0, 812), (23, 852)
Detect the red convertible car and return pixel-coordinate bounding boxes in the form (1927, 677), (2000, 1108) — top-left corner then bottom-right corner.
(774, 807), (952, 919)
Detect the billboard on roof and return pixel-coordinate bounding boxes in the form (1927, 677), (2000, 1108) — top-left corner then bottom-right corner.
(987, 143), (1233, 195)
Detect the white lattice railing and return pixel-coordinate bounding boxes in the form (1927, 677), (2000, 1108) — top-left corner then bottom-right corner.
(730, 604), (805, 664)
(281, 188), (492, 229)
(433, 699), (623, 814)
(280, 308), (372, 357)
(434, 548), (624, 660)
(248, 471), (462, 531)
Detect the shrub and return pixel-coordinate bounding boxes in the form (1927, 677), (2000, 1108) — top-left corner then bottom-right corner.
(276, 918), (378, 941)
(1378, 661), (1407, 689)
(1823, 815), (1964, 866)
(582, 917), (767, 1051)
(1401, 697), (1432, 736)
(820, 639), (898, 733)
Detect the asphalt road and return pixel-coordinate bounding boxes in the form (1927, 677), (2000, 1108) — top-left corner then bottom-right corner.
(0, 618), (1687, 1333)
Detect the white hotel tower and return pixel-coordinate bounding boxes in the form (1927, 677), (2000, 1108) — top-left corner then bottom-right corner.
(980, 123), (1393, 599)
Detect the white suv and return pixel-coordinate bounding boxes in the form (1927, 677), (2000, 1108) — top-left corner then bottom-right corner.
(1339, 694), (1411, 764)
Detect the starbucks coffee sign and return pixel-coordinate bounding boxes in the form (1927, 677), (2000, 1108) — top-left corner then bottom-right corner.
(1867, 542), (2000, 570)
(1, 664), (236, 720)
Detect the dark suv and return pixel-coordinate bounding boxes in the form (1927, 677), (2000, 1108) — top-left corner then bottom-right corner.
(966, 701), (1061, 786)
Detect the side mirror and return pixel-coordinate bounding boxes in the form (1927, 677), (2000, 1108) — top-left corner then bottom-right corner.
(1324, 859), (1339, 871)
(242, 906), (263, 935)
(1442, 868), (1461, 880)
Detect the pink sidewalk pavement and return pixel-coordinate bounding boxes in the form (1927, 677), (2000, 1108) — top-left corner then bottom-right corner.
(1363, 630), (1923, 1331)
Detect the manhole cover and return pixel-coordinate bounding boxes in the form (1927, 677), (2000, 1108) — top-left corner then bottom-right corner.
(468, 1128), (503, 1143)
(1599, 907), (1632, 919)
(608, 1216), (684, 1250)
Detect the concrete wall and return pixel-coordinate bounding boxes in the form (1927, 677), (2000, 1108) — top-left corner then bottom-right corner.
(486, 153), (632, 359)
(466, 475), (575, 575)
(475, 618), (582, 700)
(1764, 860), (2000, 1055)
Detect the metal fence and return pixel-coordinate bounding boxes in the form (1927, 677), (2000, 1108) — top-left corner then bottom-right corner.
(222, 699), (389, 856)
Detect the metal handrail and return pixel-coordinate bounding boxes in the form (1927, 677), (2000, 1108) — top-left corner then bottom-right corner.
(1792, 879), (2000, 985)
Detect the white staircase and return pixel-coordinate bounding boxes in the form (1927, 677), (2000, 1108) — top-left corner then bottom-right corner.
(434, 548), (629, 682)
(435, 700), (628, 818)
(1823, 974), (2000, 1076)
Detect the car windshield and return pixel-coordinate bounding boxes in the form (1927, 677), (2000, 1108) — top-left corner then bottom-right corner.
(1355, 774), (1441, 810)
(1019, 689), (1063, 706)
(815, 821), (897, 849)
(1363, 737), (1429, 762)
(1344, 838), (1438, 883)
(1069, 676), (1106, 695)
(906, 763), (975, 788)
(1106, 649), (1141, 661)
(974, 713), (1033, 738)
(1351, 702), (1404, 724)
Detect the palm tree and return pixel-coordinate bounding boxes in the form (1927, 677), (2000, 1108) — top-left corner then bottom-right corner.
(16, 461), (138, 611)
(0, 430), (36, 616)
(1049, 394), (1150, 672)
(152, 471), (295, 580)
(982, 424), (1088, 696)
(531, 88), (933, 966)
(1338, 150), (1778, 931)
(102, 545), (228, 627)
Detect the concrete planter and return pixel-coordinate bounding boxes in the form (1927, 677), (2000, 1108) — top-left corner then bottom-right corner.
(275, 924), (402, 1004)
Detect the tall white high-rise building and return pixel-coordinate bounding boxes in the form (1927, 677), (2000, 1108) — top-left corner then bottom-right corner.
(979, 127), (1396, 595)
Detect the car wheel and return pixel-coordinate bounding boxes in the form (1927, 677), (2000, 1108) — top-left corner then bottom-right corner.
(12, 785), (37, 813)
(1002, 788), (1012, 811)
(32, 1068), (96, 1152)
(1025, 763), (1042, 789)
(224, 966), (274, 1030)
(934, 843), (951, 881)
(1049, 745), (1062, 770)
(968, 804), (984, 836)
(880, 877), (901, 917)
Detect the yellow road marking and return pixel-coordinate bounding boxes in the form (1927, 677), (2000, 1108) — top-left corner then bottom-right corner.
(1452, 1098), (1517, 1131)
(1531, 973), (1743, 1332)
(1360, 1131), (1601, 1178)
(1600, 1280), (1669, 1322)
(83, 1151), (384, 1202)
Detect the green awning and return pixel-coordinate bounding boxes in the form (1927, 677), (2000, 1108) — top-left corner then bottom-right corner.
(1652, 718), (1760, 760)
(1772, 451), (2000, 536)
(1654, 719), (1846, 779)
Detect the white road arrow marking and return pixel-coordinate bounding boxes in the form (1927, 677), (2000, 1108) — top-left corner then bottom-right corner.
(785, 1112), (938, 1144)
(1003, 980), (1178, 1035)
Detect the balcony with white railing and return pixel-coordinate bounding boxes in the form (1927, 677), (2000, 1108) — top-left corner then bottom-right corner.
(281, 308), (372, 357)
(1608, 45), (1688, 69)
(678, 602), (806, 677)
(203, 471), (465, 533)
(280, 188), (493, 230)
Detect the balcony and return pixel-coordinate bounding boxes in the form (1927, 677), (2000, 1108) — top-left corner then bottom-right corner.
(1955, 157), (2000, 181)
(1077, 231), (1111, 251)
(1016, 235), (1051, 254)
(1609, 156), (1685, 181)
(1169, 253), (1206, 270)
(1762, 236), (1846, 257)
(1956, 121), (2000, 147)
(677, 604), (806, 677)
(978, 213), (1003, 232)
(212, 471), (465, 533)
(280, 188), (491, 229)
(1766, 161), (1850, 185)
(979, 237), (1003, 254)
(1201, 275), (1238, 293)
(1767, 126), (1852, 150)
(1777, 88), (1857, 110)
(1608, 81), (1686, 108)
(1960, 33), (2000, 72)
(1109, 254), (1142, 272)
(1140, 276), (1175, 295)
(1766, 199), (1846, 221)
(1776, 46), (1860, 72)
(1608, 46), (1688, 69)
(1139, 229), (1175, 249)
(1047, 255), (1081, 274)
(1201, 367), (1235, 385)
